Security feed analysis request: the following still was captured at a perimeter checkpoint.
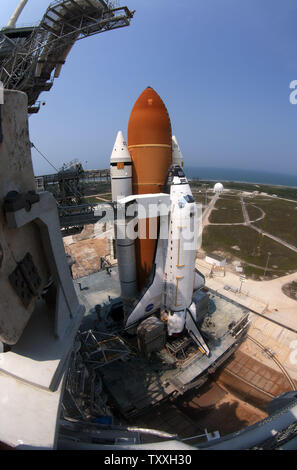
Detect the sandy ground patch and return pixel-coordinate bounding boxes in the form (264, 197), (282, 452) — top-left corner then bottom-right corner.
(65, 238), (110, 278)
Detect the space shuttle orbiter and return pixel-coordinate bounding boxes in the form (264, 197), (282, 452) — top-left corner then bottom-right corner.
(120, 164), (209, 355)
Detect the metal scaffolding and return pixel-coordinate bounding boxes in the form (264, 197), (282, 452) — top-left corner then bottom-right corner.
(0, 0), (134, 113)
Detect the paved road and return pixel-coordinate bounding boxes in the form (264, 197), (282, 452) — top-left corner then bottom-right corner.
(240, 196), (297, 254)
(250, 224), (297, 253)
(241, 195), (250, 225)
(248, 204), (265, 223)
(240, 197), (265, 224)
(196, 259), (297, 380)
(202, 193), (219, 226)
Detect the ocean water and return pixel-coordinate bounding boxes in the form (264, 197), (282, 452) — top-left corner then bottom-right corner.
(185, 166), (297, 188)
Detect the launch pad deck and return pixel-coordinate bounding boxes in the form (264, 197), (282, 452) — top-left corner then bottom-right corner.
(75, 268), (250, 418)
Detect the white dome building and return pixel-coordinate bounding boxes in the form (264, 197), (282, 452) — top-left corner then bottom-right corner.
(214, 182), (224, 194)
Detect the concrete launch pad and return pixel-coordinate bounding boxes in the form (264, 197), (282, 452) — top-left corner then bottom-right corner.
(75, 267), (250, 418)
(74, 267), (121, 313)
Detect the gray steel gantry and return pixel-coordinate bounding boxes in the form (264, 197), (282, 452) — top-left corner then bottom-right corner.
(0, 0), (134, 113)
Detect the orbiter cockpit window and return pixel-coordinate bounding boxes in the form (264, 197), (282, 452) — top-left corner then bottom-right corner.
(171, 166), (185, 178)
(184, 195), (194, 203)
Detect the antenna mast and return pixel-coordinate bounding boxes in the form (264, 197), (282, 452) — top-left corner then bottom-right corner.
(6, 0), (28, 29)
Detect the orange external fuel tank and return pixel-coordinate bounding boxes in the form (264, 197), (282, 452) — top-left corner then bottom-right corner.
(128, 87), (172, 290)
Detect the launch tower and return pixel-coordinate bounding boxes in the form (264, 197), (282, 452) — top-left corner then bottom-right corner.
(0, 0), (134, 114)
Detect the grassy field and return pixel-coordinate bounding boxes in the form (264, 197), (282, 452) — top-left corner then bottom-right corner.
(96, 193), (112, 201)
(81, 181), (111, 196)
(191, 191), (213, 207)
(209, 196), (244, 223)
(190, 181), (297, 279)
(84, 193), (112, 203)
(190, 181), (212, 190)
(282, 281), (297, 300)
(248, 197), (297, 247)
(202, 225), (297, 279)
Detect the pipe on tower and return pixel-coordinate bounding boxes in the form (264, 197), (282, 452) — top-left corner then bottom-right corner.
(7, 0), (29, 29)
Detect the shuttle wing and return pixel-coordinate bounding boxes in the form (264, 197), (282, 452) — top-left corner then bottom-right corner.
(125, 236), (166, 331)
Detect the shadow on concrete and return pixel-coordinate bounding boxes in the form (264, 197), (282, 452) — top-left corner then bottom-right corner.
(174, 379), (251, 436)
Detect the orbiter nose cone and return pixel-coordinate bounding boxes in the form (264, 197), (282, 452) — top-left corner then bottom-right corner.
(128, 87), (172, 146)
(110, 130), (131, 163)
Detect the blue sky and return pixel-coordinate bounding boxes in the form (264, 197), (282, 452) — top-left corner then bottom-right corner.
(2, 0), (297, 177)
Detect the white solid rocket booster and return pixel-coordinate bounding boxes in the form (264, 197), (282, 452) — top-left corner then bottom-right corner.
(110, 131), (137, 302)
(172, 136), (184, 167)
(110, 130), (133, 201)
